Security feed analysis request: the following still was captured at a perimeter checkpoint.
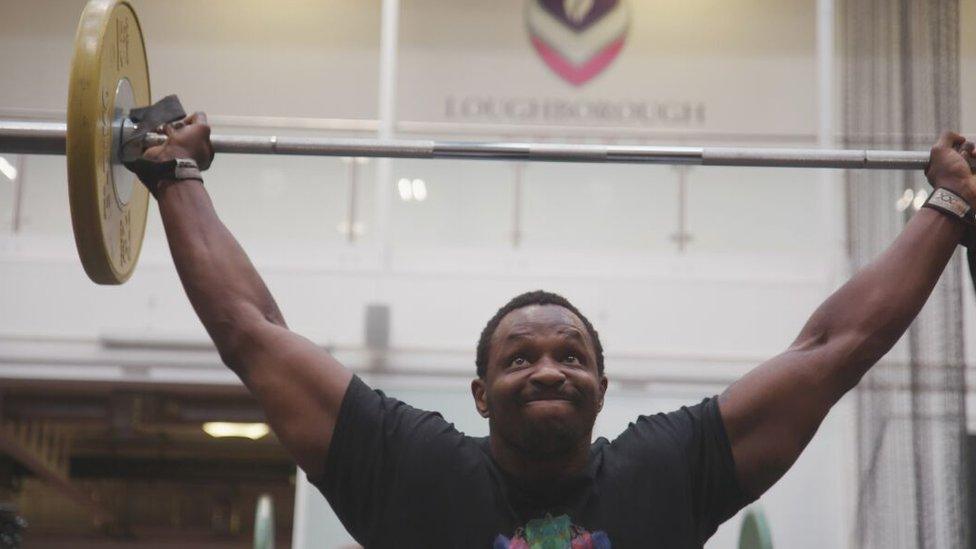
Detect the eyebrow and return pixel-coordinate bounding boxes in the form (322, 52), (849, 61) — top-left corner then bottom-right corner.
(501, 326), (586, 343)
(502, 330), (535, 342)
(556, 328), (586, 342)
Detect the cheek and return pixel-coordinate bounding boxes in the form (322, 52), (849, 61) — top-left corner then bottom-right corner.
(572, 375), (603, 403)
(488, 375), (533, 415)
(485, 378), (517, 408)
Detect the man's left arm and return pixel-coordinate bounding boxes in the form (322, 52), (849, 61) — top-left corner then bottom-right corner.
(719, 132), (975, 497)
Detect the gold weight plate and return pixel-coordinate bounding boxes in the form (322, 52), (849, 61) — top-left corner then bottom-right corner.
(67, 0), (150, 284)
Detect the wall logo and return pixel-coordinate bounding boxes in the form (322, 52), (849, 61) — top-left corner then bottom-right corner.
(526, 0), (630, 87)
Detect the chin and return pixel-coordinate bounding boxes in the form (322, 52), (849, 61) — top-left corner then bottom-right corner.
(517, 415), (587, 457)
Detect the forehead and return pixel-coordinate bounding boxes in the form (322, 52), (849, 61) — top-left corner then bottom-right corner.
(491, 304), (589, 347)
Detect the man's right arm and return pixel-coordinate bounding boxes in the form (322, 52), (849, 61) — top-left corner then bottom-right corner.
(148, 116), (352, 480)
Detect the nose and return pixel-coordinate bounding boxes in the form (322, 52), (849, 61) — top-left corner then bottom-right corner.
(529, 357), (567, 388)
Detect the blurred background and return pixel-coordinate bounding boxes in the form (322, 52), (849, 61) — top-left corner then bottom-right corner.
(0, 0), (974, 547)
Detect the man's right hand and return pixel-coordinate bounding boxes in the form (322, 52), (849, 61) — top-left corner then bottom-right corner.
(142, 112), (215, 170)
(925, 131), (976, 205)
(148, 115), (352, 480)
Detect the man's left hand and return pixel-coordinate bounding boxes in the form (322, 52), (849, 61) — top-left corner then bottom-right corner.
(925, 131), (976, 205)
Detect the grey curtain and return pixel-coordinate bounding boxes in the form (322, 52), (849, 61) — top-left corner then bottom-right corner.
(843, 1), (969, 547)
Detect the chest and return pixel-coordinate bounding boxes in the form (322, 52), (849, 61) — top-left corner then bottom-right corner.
(375, 466), (696, 548)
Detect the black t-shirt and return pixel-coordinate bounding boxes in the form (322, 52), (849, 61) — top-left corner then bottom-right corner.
(314, 376), (754, 548)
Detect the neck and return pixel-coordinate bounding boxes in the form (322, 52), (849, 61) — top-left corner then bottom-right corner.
(488, 431), (592, 484)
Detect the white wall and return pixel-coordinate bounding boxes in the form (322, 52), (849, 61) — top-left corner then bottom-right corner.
(396, 0), (817, 139)
(0, 0), (381, 120)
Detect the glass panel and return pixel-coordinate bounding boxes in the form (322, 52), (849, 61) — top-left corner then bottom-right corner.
(147, 155), (376, 248)
(686, 167), (824, 252)
(15, 153), (374, 252)
(520, 163), (678, 251)
(390, 159), (514, 248)
(0, 155), (16, 232)
(16, 155), (70, 236)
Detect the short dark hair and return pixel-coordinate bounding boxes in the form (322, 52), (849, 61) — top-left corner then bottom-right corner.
(475, 290), (604, 378)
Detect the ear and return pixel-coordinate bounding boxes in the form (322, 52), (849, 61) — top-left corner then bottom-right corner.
(471, 377), (490, 418)
(597, 375), (608, 413)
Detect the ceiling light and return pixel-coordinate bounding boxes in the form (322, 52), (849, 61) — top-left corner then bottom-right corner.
(202, 422), (270, 440)
(397, 177), (413, 201)
(895, 188), (914, 212)
(0, 157), (18, 181)
(912, 188), (928, 210)
(411, 179), (427, 201)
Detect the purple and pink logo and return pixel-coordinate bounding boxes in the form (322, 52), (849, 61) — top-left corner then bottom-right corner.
(526, 0), (630, 86)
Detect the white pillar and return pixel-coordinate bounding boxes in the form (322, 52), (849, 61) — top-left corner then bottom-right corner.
(291, 468), (308, 549)
(375, 0), (401, 269)
(816, 0), (835, 151)
(816, 0), (847, 281)
(816, 4), (855, 548)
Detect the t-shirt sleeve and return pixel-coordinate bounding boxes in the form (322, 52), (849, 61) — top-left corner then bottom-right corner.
(682, 397), (755, 540)
(310, 375), (465, 545)
(623, 397), (755, 543)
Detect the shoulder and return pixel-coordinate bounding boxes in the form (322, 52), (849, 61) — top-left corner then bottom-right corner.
(322, 377), (481, 482)
(611, 397), (718, 450)
(314, 379), (494, 545)
(337, 375), (473, 443)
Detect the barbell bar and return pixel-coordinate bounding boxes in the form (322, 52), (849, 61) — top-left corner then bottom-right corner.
(0, 119), (932, 170)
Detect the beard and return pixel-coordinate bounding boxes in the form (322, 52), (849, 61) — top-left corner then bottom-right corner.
(519, 417), (584, 457)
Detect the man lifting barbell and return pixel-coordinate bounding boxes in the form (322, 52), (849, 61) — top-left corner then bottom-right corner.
(133, 111), (975, 548)
(0, 1), (968, 546)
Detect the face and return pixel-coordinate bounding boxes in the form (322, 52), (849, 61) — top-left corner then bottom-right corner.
(472, 304), (608, 458)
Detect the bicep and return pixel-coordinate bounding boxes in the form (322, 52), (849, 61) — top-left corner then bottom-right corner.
(234, 321), (353, 480)
(719, 337), (855, 496)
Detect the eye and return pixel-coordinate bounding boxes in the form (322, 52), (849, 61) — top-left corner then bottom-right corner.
(563, 354), (580, 365)
(510, 355), (529, 368)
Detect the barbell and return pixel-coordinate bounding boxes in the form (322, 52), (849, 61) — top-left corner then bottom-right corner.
(0, 0), (951, 285)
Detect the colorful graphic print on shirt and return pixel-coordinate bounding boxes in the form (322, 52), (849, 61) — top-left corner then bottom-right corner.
(493, 514), (611, 549)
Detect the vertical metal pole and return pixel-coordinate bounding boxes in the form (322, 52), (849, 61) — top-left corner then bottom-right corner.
(345, 158), (360, 244)
(291, 469), (308, 549)
(512, 163), (524, 248)
(11, 155), (26, 233)
(376, 0), (400, 267)
(670, 166), (691, 252)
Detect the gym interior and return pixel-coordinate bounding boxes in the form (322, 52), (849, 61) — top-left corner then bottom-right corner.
(1, 0), (975, 547)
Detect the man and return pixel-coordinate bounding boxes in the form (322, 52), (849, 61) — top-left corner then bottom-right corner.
(140, 114), (975, 547)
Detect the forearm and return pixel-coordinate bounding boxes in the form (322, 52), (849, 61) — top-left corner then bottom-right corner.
(797, 207), (965, 392)
(156, 180), (285, 368)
